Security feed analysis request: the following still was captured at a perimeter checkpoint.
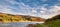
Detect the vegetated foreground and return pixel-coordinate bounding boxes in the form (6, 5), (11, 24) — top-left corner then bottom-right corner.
(26, 14), (60, 27)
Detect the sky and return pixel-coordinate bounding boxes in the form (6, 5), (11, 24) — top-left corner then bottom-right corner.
(0, 0), (60, 19)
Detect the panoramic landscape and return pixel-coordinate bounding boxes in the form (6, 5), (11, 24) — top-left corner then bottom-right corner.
(0, 0), (60, 27)
(0, 13), (60, 27)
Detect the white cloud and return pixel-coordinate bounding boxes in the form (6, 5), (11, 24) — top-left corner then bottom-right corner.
(0, 0), (32, 15)
(49, 6), (60, 14)
(40, 7), (47, 10)
(40, 11), (46, 13)
(0, 4), (31, 15)
(31, 5), (60, 19)
(40, 5), (60, 19)
(32, 9), (37, 13)
(0, 5), (13, 14)
(0, 0), (60, 19)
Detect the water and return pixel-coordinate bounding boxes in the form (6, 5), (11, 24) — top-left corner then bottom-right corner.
(0, 22), (44, 27)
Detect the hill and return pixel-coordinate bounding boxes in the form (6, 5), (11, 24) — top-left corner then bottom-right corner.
(0, 13), (45, 23)
(45, 14), (60, 22)
(26, 14), (60, 27)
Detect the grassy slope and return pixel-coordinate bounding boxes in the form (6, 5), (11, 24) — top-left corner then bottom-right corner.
(26, 19), (60, 27)
(44, 19), (60, 27)
(26, 14), (60, 27)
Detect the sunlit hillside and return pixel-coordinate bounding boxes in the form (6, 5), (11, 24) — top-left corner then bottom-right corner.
(0, 13), (45, 23)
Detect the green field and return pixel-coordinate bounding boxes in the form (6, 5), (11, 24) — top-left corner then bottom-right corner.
(44, 19), (60, 27)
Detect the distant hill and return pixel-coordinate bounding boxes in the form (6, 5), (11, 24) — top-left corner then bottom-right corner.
(0, 13), (45, 23)
(45, 14), (60, 23)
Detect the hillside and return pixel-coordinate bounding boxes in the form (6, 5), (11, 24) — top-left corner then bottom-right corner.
(26, 14), (60, 27)
(45, 14), (60, 22)
(0, 13), (45, 23)
(44, 14), (60, 27)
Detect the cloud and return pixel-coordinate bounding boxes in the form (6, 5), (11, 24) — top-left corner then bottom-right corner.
(0, 5), (13, 14)
(0, 0), (60, 19)
(32, 9), (37, 13)
(0, 0), (32, 15)
(40, 7), (47, 10)
(40, 5), (60, 19)
(30, 5), (60, 19)
(49, 5), (60, 14)
(40, 11), (46, 13)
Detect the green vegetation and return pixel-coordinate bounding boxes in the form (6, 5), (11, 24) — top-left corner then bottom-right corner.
(26, 14), (60, 27)
(44, 19), (60, 27)
(26, 24), (47, 27)
(26, 19), (60, 27)
(44, 14), (60, 27)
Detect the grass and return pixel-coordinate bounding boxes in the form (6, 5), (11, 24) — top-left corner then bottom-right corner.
(44, 19), (60, 27)
(26, 19), (60, 27)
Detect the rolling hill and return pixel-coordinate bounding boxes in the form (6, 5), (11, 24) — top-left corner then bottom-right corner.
(0, 13), (45, 23)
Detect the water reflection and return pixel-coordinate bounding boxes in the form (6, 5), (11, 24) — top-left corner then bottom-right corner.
(0, 22), (12, 27)
(0, 22), (44, 27)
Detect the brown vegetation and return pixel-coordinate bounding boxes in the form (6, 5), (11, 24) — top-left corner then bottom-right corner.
(0, 13), (45, 22)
